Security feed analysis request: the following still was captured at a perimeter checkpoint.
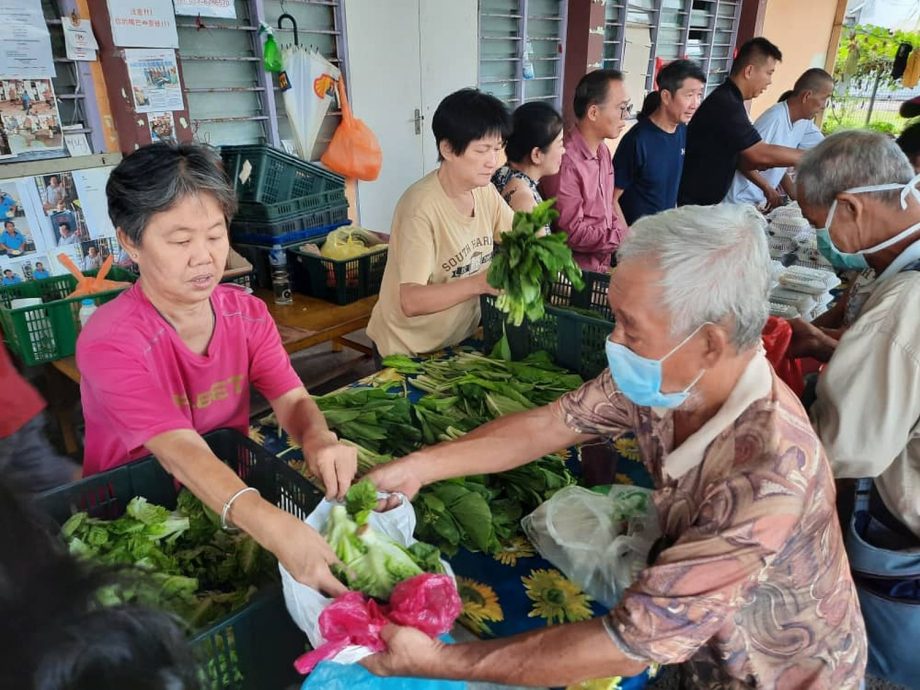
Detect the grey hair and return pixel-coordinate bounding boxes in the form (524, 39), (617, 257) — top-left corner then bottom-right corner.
(106, 142), (237, 246)
(616, 204), (771, 350)
(797, 130), (914, 209)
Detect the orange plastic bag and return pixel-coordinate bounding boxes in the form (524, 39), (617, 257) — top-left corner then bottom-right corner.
(321, 78), (382, 181)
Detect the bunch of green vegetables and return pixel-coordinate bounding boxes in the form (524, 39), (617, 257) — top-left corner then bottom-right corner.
(324, 479), (443, 600)
(487, 199), (585, 327)
(61, 490), (276, 629)
(315, 387), (421, 457)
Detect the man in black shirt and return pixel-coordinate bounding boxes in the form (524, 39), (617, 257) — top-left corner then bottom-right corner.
(679, 37), (803, 206)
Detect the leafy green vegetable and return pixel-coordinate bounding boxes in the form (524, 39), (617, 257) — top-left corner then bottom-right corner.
(324, 479), (443, 600)
(345, 477), (378, 526)
(60, 491), (277, 630)
(488, 199), (585, 327)
(315, 388), (421, 457)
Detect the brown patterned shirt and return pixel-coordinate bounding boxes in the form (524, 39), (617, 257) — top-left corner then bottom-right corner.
(554, 354), (867, 689)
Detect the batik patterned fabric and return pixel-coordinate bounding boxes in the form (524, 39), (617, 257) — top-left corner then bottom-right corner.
(555, 355), (867, 689)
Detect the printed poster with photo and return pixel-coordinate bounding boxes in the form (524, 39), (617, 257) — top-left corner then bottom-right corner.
(0, 178), (51, 259)
(148, 111), (175, 142)
(0, 78), (64, 155)
(124, 49), (184, 113)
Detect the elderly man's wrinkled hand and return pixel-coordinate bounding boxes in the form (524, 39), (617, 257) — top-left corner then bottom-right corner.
(303, 433), (358, 501)
(360, 624), (446, 678)
(787, 317), (838, 362)
(365, 456), (424, 503)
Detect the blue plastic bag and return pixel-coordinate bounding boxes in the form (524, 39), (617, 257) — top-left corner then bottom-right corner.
(302, 660), (466, 690)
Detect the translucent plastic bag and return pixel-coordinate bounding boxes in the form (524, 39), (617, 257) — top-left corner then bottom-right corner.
(281, 495), (455, 667)
(522, 486), (659, 607)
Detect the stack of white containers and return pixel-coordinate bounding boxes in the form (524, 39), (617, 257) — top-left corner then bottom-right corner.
(764, 204), (840, 319)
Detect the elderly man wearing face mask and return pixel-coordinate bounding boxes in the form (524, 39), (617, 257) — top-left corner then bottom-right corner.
(363, 204), (866, 690)
(794, 131), (920, 538)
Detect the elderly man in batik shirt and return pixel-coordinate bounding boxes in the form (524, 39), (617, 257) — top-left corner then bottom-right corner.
(362, 203), (867, 689)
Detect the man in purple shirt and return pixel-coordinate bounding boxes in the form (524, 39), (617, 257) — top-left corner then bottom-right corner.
(541, 69), (631, 272)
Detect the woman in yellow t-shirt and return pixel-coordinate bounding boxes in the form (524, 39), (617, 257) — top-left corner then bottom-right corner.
(367, 88), (515, 357)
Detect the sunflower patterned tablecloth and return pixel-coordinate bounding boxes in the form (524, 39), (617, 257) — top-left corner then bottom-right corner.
(248, 361), (660, 690)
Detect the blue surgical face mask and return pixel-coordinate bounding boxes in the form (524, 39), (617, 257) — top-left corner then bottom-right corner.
(820, 172), (920, 267)
(816, 227), (868, 271)
(605, 324), (707, 409)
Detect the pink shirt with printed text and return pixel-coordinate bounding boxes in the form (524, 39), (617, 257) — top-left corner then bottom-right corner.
(77, 283), (302, 476)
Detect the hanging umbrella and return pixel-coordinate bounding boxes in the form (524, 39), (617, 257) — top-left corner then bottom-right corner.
(277, 13), (340, 160)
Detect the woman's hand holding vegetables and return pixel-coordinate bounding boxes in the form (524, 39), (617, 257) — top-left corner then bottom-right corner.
(472, 269), (500, 297)
(302, 430), (358, 501)
(270, 509), (348, 597)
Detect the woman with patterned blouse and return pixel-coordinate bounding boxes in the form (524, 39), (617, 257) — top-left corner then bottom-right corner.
(491, 101), (565, 219)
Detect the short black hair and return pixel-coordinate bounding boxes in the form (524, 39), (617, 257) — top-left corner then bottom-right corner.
(897, 122), (920, 162)
(431, 88), (512, 161)
(779, 68), (834, 102)
(730, 37), (783, 76)
(58, 221), (71, 230)
(504, 102), (564, 164)
(3, 269), (12, 275)
(36, 262), (43, 267)
(640, 60), (707, 118)
(657, 59), (707, 94)
(106, 142), (237, 247)
(573, 69), (624, 119)
(3, 220), (14, 228)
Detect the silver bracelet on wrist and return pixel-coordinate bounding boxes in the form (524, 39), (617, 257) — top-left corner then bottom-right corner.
(220, 486), (260, 532)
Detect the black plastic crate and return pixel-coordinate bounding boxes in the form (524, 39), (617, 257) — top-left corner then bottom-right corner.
(481, 270), (613, 379)
(37, 429), (321, 690)
(289, 239), (388, 305)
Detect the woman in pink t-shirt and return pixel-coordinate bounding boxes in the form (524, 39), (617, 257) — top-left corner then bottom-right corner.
(76, 143), (355, 596)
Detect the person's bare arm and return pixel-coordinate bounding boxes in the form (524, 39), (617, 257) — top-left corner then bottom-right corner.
(741, 169), (782, 210)
(780, 173), (797, 201)
(145, 430), (346, 595)
(367, 404), (595, 498)
(399, 271), (497, 318)
(271, 387), (357, 501)
(739, 141), (803, 171)
(502, 177), (537, 215)
(363, 618), (647, 687)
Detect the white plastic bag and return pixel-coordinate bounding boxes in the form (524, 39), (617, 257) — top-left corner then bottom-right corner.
(280, 495), (454, 664)
(521, 485), (660, 608)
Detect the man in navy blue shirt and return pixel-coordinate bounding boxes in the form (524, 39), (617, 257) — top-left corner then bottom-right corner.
(679, 37), (803, 206)
(614, 60), (706, 224)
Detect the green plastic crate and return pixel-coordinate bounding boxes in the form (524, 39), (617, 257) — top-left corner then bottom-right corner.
(37, 428), (321, 690)
(481, 270), (613, 379)
(221, 144), (347, 222)
(0, 267), (137, 366)
(289, 240), (388, 305)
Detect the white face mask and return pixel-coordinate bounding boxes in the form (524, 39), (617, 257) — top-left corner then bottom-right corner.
(824, 172), (920, 256)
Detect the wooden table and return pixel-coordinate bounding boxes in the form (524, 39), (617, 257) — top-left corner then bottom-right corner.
(45, 290), (378, 451)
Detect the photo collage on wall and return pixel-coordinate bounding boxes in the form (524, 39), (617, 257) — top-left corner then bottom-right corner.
(0, 166), (123, 285)
(0, 79), (64, 157)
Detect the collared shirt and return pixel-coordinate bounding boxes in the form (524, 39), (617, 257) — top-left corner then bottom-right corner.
(679, 80), (762, 206)
(813, 236), (920, 539)
(554, 354), (866, 689)
(540, 127), (625, 273)
(725, 102), (823, 206)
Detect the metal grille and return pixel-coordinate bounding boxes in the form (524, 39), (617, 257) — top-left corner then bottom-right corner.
(604, 0), (742, 96)
(478, 0), (567, 109)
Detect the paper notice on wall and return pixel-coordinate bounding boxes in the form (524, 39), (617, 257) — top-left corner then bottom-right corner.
(174, 0), (237, 19)
(108, 0), (178, 49)
(0, 0), (55, 79)
(124, 49), (184, 113)
(62, 125), (92, 157)
(0, 78), (64, 156)
(61, 16), (99, 62)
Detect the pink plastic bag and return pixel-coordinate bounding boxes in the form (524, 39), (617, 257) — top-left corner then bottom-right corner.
(387, 573), (462, 636)
(294, 574), (461, 675)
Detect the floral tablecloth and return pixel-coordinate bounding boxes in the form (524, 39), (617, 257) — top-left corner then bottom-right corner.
(249, 358), (660, 690)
